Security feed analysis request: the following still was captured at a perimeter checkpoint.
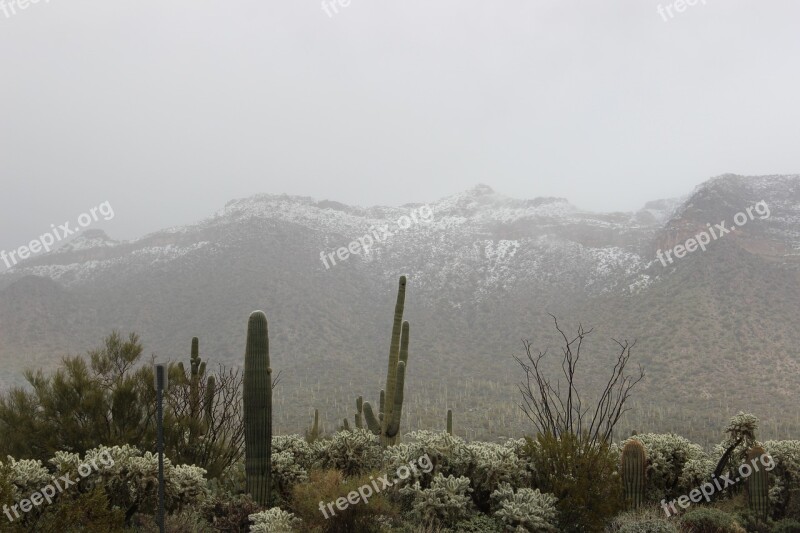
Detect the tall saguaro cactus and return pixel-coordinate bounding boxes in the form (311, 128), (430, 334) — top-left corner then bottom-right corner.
(747, 446), (770, 522)
(621, 440), (647, 509)
(243, 311), (272, 506)
(447, 409), (453, 435)
(361, 276), (411, 446)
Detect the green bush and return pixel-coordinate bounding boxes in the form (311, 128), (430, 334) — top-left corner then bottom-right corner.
(771, 518), (800, 533)
(680, 508), (746, 533)
(607, 506), (679, 533)
(527, 432), (623, 532)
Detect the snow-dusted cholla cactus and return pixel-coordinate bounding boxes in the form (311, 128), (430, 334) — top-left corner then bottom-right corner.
(399, 473), (474, 527)
(313, 428), (381, 477)
(383, 430), (473, 485)
(468, 440), (533, 507)
(0, 457), (50, 500)
(249, 507), (302, 532)
(491, 482), (559, 532)
(762, 439), (800, 514)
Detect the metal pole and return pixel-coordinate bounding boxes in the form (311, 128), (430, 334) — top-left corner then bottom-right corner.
(156, 365), (166, 533)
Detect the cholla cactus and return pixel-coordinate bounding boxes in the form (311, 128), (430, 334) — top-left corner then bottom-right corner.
(763, 439), (800, 512)
(271, 450), (309, 500)
(712, 412), (760, 480)
(272, 435), (315, 471)
(399, 473), (474, 527)
(468, 441), (533, 505)
(491, 482), (559, 532)
(0, 457), (50, 499)
(249, 507), (302, 532)
(312, 428), (381, 476)
(87, 444), (208, 514)
(397, 430), (473, 480)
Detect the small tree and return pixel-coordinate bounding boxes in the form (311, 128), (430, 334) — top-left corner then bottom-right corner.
(514, 315), (644, 447)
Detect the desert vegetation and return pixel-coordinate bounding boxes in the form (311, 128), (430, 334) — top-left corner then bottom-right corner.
(0, 277), (797, 532)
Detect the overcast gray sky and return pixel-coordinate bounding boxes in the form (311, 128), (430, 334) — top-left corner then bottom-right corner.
(1, 0), (798, 253)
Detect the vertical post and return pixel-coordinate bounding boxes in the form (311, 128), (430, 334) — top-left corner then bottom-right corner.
(154, 363), (168, 533)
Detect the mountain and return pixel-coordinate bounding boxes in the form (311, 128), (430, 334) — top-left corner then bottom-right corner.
(1, 174), (798, 446)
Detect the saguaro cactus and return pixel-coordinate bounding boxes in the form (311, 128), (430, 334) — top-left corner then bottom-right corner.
(447, 409), (453, 435)
(355, 396), (364, 429)
(621, 440), (647, 509)
(747, 445), (770, 522)
(306, 408), (321, 442)
(243, 311), (272, 506)
(177, 337), (214, 437)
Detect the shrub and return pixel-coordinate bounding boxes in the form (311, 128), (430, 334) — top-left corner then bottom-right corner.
(679, 508), (746, 533)
(201, 493), (262, 532)
(607, 507), (680, 533)
(770, 518), (800, 533)
(31, 486), (126, 532)
(451, 514), (505, 532)
(249, 507), (302, 532)
(528, 432), (622, 532)
(398, 473), (474, 528)
(291, 469), (396, 533)
(490, 482), (558, 532)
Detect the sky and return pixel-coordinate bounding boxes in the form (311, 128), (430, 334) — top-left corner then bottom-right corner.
(1, 0), (799, 254)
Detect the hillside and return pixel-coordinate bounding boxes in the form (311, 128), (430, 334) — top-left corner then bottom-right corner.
(1, 174), (798, 446)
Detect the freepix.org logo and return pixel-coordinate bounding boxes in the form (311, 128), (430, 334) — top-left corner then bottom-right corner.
(1, 201), (114, 270)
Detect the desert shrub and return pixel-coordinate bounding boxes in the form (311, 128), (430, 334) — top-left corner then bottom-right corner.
(528, 432), (622, 532)
(680, 508), (746, 533)
(200, 493), (262, 532)
(0, 333), (243, 478)
(607, 506), (680, 533)
(490, 482), (558, 532)
(623, 433), (707, 502)
(770, 518), (800, 533)
(291, 469), (396, 533)
(29, 486), (126, 532)
(398, 473), (474, 528)
(313, 429), (381, 477)
(130, 510), (214, 532)
(249, 507), (302, 532)
(451, 514), (505, 532)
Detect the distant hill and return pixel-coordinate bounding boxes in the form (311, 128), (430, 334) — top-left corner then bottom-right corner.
(1, 174), (798, 446)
